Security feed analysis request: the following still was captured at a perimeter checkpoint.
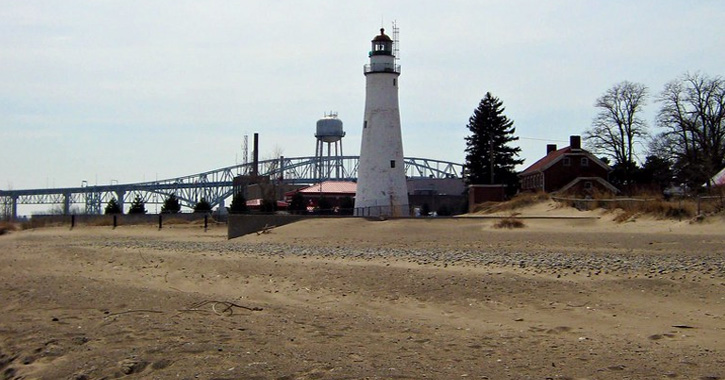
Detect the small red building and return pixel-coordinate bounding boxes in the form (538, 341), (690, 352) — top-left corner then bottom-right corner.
(284, 181), (357, 212)
(519, 136), (617, 195)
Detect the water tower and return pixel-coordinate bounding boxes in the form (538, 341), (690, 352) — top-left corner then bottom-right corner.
(314, 112), (345, 181)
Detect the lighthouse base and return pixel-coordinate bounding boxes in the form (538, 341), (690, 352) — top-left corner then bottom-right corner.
(354, 203), (410, 218)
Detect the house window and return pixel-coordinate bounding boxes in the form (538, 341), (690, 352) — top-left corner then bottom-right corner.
(390, 160), (396, 168)
(584, 181), (593, 190)
(581, 157), (589, 167)
(563, 157), (571, 167)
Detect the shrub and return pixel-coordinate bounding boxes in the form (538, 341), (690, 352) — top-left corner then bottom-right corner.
(493, 217), (526, 229)
(0, 221), (17, 235)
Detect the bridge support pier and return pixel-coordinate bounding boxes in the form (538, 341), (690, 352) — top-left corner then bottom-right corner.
(63, 193), (71, 215)
(11, 196), (17, 220)
(116, 190), (126, 213)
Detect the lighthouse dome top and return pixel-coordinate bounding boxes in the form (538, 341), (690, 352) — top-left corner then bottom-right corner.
(369, 28), (394, 58)
(372, 28), (392, 42)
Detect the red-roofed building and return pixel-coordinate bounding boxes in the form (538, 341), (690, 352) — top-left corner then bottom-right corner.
(519, 136), (617, 195)
(284, 181), (357, 213)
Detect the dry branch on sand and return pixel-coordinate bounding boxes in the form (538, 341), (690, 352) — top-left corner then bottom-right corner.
(180, 300), (263, 316)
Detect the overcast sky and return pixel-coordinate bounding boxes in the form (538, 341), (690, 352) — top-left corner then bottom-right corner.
(1, 1), (723, 191)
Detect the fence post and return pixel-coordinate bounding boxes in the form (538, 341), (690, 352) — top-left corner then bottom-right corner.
(158, 214), (162, 230)
(113, 215), (117, 229)
(70, 215), (75, 230)
(204, 214), (208, 232)
(697, 196), (701, 216)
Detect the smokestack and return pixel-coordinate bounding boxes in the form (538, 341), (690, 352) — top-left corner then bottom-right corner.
(252, 133), (259, 176)
(570, 135), (581, 151)
(547, 144), (557, 155)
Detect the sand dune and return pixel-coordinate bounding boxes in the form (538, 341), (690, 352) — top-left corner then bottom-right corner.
(0, 211), (723, 379)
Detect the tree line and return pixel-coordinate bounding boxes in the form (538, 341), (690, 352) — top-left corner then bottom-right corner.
(103, 194), (213, 215)
(465, 71), (724, 195)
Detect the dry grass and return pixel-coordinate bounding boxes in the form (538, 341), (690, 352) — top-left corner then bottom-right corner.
(601, 198), (697, 222)
(493, 217), (526, 229)
(473, 192), (549, 214)
(87, 217), (114, 226)
(0, 221), (18, 235)
(19, 218), (63, 230)
(162, 217), (192, 225)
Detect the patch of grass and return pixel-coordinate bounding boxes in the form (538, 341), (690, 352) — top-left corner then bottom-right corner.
(20, 218), (58, 230)
(557, 189), (705, 222)
(475, 192), (549, 214)
(162, 217), (191, 225)
(0, 221), (17, 235)
(493, 217), (526, 229)
(87, 217), (114, 226)
(605, 198), (696, 222)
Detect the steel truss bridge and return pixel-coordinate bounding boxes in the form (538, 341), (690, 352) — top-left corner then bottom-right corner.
(1, 156), (463, 219)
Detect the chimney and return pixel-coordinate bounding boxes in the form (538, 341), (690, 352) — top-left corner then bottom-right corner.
(546, 144), (557, 155)
(570, 135), (581, 151)
(252, 133), (259, 176)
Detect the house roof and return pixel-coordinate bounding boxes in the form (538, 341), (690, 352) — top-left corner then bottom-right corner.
(286, 181), (357, 196)
(710, 166), (725, 187)
(519, 146), (612, 176)
(519, 147), (571, 176)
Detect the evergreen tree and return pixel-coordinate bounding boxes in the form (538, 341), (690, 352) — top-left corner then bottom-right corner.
(339, 196), (354, 215)
(193, 198), (212, 213)
(228, 192), (249, 214)
(317, 197), (332, 215)
(288, 191), (306, 214)
(464, 92), (524, 193)
(260, 199), (277, 213)
(128, 196), (147, 214)
(105, 198), (122, 214)
(161, 194), (181, 214)
(639, 155), (673, 190)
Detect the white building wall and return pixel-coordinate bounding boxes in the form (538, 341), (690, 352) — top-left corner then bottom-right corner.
(355, 69), (410, 217)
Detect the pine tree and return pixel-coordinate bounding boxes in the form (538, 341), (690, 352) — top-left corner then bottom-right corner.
(105, 198), (122, 214)
(288, 192), (306, 214)
(228, 192), (249, 214)
(128, 196), (147, 214)
(161, 194), (181, 214)
(193, 198), (212, 213)
(464, 92), (524, 193)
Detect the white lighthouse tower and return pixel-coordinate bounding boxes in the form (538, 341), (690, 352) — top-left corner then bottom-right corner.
(354, 27), (410, 217)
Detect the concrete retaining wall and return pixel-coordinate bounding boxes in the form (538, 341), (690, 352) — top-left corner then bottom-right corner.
(227, 214), (309, 239)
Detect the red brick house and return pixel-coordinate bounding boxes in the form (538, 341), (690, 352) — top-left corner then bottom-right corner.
(519, 136), (618, 195)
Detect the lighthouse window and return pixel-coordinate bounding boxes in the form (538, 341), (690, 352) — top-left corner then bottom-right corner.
(393, 78), (396, 86)
(390, 160), (396, 168)
(363, 120), (368, 129)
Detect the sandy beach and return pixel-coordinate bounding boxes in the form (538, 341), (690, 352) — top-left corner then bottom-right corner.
(1, 208), (724, 379)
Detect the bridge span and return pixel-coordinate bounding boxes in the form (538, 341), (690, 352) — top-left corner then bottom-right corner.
(1, 156), (463, 219)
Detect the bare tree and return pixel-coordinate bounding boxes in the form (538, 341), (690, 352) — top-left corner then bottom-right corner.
(656, 72), (725, 188)
(585, 81), (649, 170)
